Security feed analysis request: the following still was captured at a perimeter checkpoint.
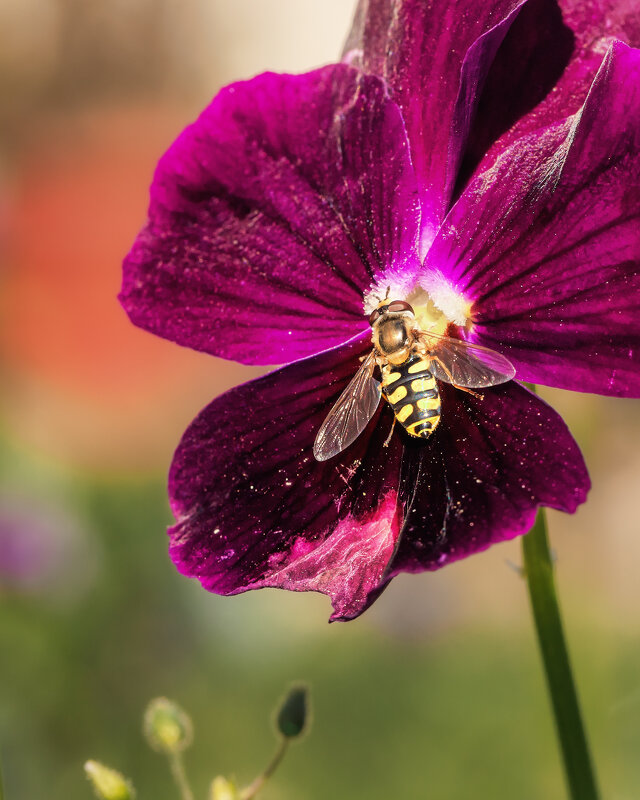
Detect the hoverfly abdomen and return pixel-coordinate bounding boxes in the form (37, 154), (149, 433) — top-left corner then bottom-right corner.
(381, 352), (441, 438)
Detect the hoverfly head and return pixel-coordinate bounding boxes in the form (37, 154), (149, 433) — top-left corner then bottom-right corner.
(368, 299), (415, 327)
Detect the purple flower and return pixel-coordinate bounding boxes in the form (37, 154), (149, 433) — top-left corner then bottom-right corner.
(120, 0), (640, 620)
(0, 494), (95, 600)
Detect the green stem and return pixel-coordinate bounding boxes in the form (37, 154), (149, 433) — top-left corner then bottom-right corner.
(522, 509), (600, 800)
(0, 751), (4, 800)
(168, 752), (194, 800)
(240, 738), (289, 800)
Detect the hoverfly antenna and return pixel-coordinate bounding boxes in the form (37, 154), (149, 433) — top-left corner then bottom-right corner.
(384, 286), (391, 299)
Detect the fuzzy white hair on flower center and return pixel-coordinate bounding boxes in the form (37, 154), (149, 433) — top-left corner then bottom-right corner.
(418, 271), (472, 327)
(362, 276), (416, 315)
(362, 272), (472, 332)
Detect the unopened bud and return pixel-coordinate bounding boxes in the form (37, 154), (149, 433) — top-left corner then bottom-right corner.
(276, 684), (309, 739)
(143, 697), (193, 754)
(210, 775), (239, 800)
(84, 760), (135, 800)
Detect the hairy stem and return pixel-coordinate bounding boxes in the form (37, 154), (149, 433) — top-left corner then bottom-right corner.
(522, 509), (600, 800)
(240, 738), (289, 800)
(168, 752), (194, 800)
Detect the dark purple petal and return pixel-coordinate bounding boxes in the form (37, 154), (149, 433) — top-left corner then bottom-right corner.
(389, 382), (589, 575)
(428, 42), (640, 396)
(168, 334), (590, 619)
(343, 0), (527, 249)
(121, 66), (421, 365)
(168, 332), (406, 622)
(462, 0), (640, 185)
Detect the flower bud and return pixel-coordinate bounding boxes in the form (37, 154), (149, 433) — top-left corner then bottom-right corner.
(276, 684), (309, 739)
(210, 776), (239, 800)
(143, 697), (193, 754)
(84, 760), (135, 800)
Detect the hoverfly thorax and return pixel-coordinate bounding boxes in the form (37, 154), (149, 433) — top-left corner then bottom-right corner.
(369, 299), (416, 366)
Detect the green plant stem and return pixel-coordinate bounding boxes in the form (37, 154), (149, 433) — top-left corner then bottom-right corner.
(0, 751), (4, 800)
(522, 509), (600, 800)
(240, 738), (289, 800)
(168, 752), (194, 800)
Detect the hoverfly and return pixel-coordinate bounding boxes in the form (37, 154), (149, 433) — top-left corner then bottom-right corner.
(313, 297), (515, 461)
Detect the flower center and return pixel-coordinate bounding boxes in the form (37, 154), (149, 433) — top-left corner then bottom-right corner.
(363, 271), (472, 336)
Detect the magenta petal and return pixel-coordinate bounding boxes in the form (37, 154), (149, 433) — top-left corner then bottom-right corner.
(121, 66), (420, 365)
(390, 382), (589, 575)
(168, 333), (405, 622)
(343, 0), (527, 249)
(430, 42), (640, 396)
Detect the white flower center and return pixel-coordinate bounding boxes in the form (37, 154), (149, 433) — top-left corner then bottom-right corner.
(362, 271), (472, 335)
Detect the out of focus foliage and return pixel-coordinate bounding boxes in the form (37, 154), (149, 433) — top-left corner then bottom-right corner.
(1, 437), (639, 800)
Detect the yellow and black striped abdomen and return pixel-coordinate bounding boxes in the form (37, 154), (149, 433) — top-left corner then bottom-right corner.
(381, 352), (441, 438)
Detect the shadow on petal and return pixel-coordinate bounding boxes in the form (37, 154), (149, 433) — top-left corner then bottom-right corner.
(168, 332), (405, 621)
(390, 382), (590, 577)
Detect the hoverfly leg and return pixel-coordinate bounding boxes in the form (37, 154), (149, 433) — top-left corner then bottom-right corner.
(413, 334), (428, 356)
(383, 415), (396, 448)
(455, 384), (482, 399)
(359, 352), (378, 372)
(432, 356), (483, 399)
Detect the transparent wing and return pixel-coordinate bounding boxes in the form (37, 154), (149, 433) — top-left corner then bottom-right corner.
(418, 331), (515, 388)
(313, 351), (382, 462)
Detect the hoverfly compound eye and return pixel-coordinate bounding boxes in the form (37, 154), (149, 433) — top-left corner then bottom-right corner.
(368, 308), (381, 325)
(387, 300), (414, 314)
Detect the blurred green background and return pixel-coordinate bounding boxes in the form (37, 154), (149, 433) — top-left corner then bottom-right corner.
(1, 2), (639, 799)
